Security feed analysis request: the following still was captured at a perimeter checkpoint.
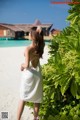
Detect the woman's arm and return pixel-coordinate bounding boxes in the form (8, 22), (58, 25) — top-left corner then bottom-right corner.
(21, 47), (30, 71)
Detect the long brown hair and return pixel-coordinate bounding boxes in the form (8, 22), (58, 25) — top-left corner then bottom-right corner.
(30, 29), (45, 58)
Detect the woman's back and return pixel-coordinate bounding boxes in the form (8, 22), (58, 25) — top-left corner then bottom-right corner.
(24, 46), (40, 68)
(30, 52), (39, 68)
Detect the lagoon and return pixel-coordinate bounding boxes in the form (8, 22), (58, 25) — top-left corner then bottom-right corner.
(0, 39), (50, 47)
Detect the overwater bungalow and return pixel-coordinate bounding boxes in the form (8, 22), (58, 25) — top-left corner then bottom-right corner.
(0, 20), (53, 40)
(50, 28), (61, 36)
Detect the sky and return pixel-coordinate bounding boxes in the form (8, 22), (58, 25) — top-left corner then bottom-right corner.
(0, 0), (70, 30)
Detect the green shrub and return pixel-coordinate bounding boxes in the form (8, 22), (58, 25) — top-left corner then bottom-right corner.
(39, 2), (80, 120)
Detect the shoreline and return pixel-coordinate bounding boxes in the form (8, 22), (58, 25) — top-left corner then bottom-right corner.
(0, 46), (50, 120)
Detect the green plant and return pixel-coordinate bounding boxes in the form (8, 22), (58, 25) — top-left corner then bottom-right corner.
(39, 2), (80, 120)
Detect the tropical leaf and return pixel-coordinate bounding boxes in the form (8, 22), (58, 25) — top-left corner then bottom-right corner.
(61, 77), (71, 95)
(66, 12), (77, 21)
(70, 16), (78, 25)
(70, 79), (78, 98)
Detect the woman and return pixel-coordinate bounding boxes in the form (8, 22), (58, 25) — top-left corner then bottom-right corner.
(17, 28), (45, 120)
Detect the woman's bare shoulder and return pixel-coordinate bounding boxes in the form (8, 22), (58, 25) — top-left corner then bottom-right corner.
(25, 45), (32, 52)
(24, 46), (32, 56)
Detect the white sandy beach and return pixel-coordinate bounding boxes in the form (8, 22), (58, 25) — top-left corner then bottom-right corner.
(0, 46), (49, 120)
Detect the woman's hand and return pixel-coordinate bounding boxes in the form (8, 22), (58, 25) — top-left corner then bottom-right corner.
(21, 63), (29, 71)
(21, 63), (25, 71)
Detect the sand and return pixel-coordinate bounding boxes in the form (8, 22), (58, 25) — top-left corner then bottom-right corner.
(0, 46), (50, 120)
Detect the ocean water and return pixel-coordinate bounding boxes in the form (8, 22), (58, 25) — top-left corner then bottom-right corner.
(0, 39), (50, 47)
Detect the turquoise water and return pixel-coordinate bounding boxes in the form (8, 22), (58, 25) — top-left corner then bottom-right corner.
(0, 39), (50, 47)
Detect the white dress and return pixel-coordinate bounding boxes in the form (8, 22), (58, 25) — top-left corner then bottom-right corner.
(20, 61), (43, 103)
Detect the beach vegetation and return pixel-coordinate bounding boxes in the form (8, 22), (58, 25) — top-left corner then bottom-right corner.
(39, 2), (80, 120)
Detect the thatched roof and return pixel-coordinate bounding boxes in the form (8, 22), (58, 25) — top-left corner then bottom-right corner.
(0, 23), (22, 31)
(14, 24), (32, 32)
(0, 20), (53, 32)
(33, 19), (41, 25)
(32, 19), (53, 29)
